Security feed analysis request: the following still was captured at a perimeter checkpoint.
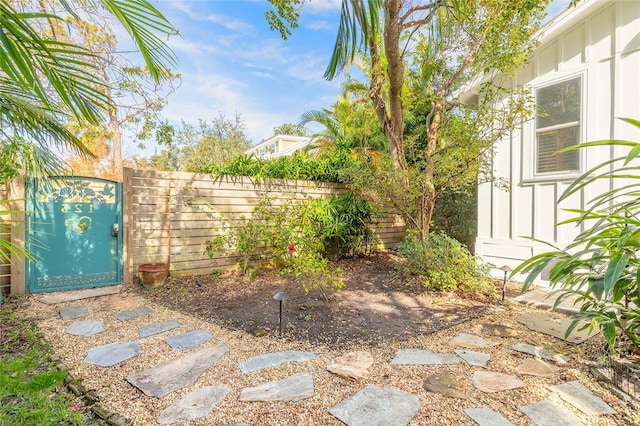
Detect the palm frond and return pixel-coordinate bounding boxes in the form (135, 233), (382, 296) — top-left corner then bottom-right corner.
(325, 0), (382, 80)
(96, 0), (178, 83)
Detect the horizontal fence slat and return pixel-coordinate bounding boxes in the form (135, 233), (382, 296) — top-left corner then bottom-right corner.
(129, 168), (405, 279)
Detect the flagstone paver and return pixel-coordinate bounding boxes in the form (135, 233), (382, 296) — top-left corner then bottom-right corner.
(450, 333), (499, 349)
(390, 349), (460, 365)
(84, 341), (142, 367)
(39, 286), (121, 304)
(549, 381), (616, 415)
(327, 351), (373, 380)
(463, 408), (515, 426)
(30, 283), (626, 425)
(516, 311), (598, 343)
(163, 329), (212, 351)
(513, 288), (580, 315)
(239, 350), (317, 374)
(113, 306), (153, 321)
(59, 305), (89, 321)
(126, 342), (229, 398)
(455, 350), (490, 367)
(138, 320), (180, 338)
(514, 358), (562, 377)
(472, 371), (525, 393)
(238, 372), (314, 402)
(509, 343), (569, 364)
(156, 385), (231, 425)
(481, 323), (519, 338)
(328, 385), (420, 426)
(519, 400), (583, 426)
(423, 372), (466, 399)
(65, 319), (105, 337)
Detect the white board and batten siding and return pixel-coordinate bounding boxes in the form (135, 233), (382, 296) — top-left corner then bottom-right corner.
(124, 168), (405, 280)
(476, 0), (640, 284)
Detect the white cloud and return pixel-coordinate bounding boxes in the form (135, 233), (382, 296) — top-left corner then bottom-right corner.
(304, 19), (335, 31)
(169, 37), (222, 56)
(167, 0), (254, 32)
(159, 71), (280, 143)
(304, 0), (342, 14)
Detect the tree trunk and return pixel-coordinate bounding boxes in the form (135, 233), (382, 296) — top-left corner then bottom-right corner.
(108, 110), (123, 180)
(383, 0), (406, 172)
(366, 0), (407, 174)
(417, 96), (444, 241)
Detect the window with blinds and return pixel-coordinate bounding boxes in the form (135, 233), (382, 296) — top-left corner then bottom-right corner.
(535, 77), (581, 174)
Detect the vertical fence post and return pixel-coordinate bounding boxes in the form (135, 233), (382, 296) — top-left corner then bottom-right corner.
(9, 175), (25, 295)
(123, 168), (134, 285)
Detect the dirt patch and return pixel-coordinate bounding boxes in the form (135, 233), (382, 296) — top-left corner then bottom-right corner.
(136, 251), (499, 346)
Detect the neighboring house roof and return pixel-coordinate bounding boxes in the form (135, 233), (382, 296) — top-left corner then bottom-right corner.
(244, 134), (312, 159)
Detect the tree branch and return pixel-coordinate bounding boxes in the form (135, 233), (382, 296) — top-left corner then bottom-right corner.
(399, 0), (444, 30)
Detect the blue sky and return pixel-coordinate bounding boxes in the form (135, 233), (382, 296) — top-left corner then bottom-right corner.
(137, 0), (571, 156)
(145, 0), (344, 152)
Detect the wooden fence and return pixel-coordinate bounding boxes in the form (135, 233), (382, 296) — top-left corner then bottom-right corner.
(123, 168), (406, 282)
(0, 183), (11, 296)
(2, 170), (405, 294)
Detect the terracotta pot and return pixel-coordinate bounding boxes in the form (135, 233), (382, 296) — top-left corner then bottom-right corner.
(138, 263), (170, 289)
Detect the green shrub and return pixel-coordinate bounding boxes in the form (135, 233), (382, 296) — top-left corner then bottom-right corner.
(204, 150), (356, 183)
(311, 192), (376, 259)
(397, 230), (492, 293)
(203, 195), (346, 297)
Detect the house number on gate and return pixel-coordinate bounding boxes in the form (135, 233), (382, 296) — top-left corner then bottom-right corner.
(61, 203), (94, 214)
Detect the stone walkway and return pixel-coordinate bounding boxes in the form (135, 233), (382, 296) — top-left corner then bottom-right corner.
(50, 293), (622, 426)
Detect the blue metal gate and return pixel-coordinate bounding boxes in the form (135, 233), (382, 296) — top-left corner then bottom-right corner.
(25, 177), (123, 293)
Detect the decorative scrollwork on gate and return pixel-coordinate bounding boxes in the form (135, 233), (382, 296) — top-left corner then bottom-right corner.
(41, 179), (116, 204)
(37, 271), (118, 288)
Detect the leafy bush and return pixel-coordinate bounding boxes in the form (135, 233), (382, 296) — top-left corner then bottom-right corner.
(203, 150), (356, 183)
(202, 197), (273, 275)
(513, 118), (640, 353)
(311, 192), (376, 259)
(205, 194), (376, 297)
(396, 230), (492, 293)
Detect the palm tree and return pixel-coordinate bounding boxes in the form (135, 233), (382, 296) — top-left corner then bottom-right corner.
(299, 77), (384, 154)
(0, 0), (177, 178)
(0, 0), (177, 264)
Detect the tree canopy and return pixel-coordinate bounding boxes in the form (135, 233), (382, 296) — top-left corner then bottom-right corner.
(0, 0), (178, 182)
(269, 0), (549, 240)
(148, 114), (252, 172)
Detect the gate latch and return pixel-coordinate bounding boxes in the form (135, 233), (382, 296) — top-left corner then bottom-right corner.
(111, 223), (119, 238)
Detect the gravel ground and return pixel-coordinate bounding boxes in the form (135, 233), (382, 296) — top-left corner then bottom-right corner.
(24, 288), (640, 426)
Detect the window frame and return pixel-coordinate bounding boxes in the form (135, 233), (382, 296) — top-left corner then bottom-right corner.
(522, 72), (586, 183)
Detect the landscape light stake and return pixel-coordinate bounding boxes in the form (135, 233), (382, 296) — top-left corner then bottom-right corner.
(273, 291), (289, 338)
(499, 265), (512, 302)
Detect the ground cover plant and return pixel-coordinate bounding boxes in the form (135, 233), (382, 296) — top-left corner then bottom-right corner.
(0, 298), (85, 425)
